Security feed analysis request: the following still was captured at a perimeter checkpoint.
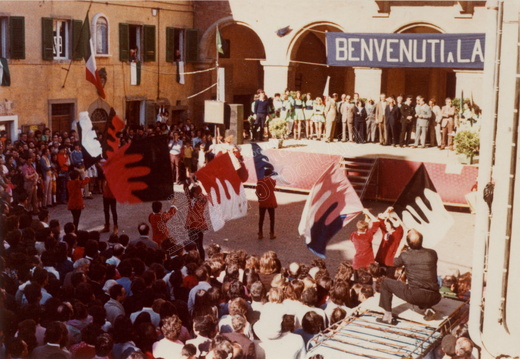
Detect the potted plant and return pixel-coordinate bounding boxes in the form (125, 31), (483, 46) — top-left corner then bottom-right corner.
(268, 118), (287, 149)
(454, 130), (480, 164)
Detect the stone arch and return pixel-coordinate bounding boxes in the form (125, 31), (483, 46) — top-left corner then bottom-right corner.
(286, 22), (350, 96)
(382, 22), (454, 105)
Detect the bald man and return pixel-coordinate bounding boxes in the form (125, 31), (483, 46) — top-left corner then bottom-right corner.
(378, 229), (441, 324)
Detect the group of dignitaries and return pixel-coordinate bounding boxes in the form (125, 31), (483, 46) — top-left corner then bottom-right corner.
(252, 89), (469, 151)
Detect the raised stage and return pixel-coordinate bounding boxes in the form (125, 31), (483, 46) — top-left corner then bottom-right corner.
(239, 139), (479, 207)
(306, 294), (469, 359)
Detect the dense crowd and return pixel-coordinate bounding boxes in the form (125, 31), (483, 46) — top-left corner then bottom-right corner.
(250, 89), (481, 149)
(1, 196), (474, 359)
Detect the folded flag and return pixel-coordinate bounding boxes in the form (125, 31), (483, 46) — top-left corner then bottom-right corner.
(299, 161), (363, 258)
(393, 163), (454, 248)
(83, 12), (105, 98)
(195, 152), (248, 231)
(101, 108), (125, 159)
(77, 111), (102, 169)
(103, 135), (173, 203)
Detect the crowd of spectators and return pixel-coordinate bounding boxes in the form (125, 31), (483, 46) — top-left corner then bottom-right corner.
(1, 194), (474, 359)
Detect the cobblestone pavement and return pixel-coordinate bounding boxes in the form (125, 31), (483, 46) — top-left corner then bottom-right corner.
(47, 186), (475, 276)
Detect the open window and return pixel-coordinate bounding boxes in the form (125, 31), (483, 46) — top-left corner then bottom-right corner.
(119, 23), (155, 62)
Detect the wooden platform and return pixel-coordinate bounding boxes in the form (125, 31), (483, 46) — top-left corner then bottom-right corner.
(307, 295), (469, 359)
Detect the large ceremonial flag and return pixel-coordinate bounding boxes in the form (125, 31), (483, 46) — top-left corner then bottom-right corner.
(101, 108), (125, 159)
(76, 111), (102, 169)
(299, 161), (363, 258)
(251, 143), (291, 185)
(393, 163), (454, 248)
(195, 152), (248, 231)
(83, 11), (106, 99)
(103, 135), (173, 203)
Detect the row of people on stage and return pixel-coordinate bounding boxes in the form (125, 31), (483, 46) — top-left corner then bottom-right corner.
(250, 89), (481, 149)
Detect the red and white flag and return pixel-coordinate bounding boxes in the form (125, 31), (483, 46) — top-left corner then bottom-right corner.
(83, 12), (105, 99)
(195, 153), (248, 231)
(298, 161), (363, 258)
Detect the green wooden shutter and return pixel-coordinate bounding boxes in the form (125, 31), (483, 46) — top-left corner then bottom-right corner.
(41, 17), (54, 60)
(9, 16), (25, 59)
(72, 19), (83, 61)
(143, 25), (156, 62)
(185, 28), (199, 63)
(165, 27), (175, 62)
(119, 23), (129, 62)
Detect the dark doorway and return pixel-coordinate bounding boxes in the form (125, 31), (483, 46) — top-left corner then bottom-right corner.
(51, 103), (74, 134)
(126, 101), (141, 129)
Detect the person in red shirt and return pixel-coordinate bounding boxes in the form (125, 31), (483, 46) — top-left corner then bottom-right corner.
(185, 185), (208, 260)
(67, 170), (90, 231)
(149, 201), (177, 246)
(375, 207), (404, 274)
(350, 209), (381, 270)
(255, 168), (277, 240)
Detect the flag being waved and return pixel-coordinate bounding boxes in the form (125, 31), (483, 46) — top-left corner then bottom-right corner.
(195, 152), (248, 231)
(76, 111), (102, 169)
(103, 135), (173, 203)
(299, 161), (363, 258)
(392, 163), (454, 248)
(83, 11), (106, 98)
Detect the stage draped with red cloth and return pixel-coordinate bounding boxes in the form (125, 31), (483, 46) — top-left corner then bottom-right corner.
(242, 149), (478, 206)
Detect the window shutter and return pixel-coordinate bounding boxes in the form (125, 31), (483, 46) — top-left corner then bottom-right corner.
(143, 25), (156, 62)
(9, 16), (25, 59)
(165, 27), (175, 62)
(72, 19), (83, 61)
(119, 23), (129, 62)
(185, 29), (199, 63)
(41, 17), (54, 60)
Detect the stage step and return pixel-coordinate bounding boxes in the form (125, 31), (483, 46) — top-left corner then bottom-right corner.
(341, 157), (378, 200)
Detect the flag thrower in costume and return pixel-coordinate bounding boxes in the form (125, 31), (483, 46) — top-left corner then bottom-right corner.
(299, 161), (363, 258)
(195, 152), (248, 232)
(392, 163), (454, 248)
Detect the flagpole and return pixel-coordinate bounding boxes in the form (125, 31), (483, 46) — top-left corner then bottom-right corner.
(62, 2), (93, 89)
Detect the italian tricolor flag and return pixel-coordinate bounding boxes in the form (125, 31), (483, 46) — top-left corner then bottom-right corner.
(84, 12), (105, 99)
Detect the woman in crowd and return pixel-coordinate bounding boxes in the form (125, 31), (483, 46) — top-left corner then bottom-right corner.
(311, 97), (325, 141)
(304, 93), (314, 140)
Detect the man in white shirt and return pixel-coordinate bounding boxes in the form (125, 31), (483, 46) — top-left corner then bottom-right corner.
(153, 315), (184, 359)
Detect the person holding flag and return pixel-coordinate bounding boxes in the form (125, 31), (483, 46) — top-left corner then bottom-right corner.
(350, 208), (381, 270)
(256, 168), (277, 240)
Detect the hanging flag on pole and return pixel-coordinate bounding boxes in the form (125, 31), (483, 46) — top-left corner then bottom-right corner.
(323, 76), (330, 98)
(216, 26), (224, 55)
(83, 11), (106, 99)
(299, 161), (363, 258)
(392, 163), (454, 248)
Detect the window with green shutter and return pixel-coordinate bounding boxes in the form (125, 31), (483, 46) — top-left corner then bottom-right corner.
(165, 27), (175, 62)
(143, 25), (155, 62)
(185, 29), (199, 63)
(9, 16), (25, 59)
(41, 17), (54, 60)
(72, 19), (83, 61)
(119, 23), (129, 62)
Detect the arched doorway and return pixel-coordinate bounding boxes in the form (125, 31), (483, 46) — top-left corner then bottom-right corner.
(382, 24), (455, 101)
(216, 23), (266, 115)
(288, 23), (352, 98)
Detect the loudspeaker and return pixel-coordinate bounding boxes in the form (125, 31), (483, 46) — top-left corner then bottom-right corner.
(204, 100), (225, 124)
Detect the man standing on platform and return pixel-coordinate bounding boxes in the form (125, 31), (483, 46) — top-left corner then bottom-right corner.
(342, 95), (355, 142)
(378, 228), (441, 324)
(399, 96), (415, 148)
(412, 96), (432, 148)
(324, 93), (338, 143)
(375, 93), (387, 145)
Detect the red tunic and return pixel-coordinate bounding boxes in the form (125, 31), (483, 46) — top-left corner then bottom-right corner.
(67, 178), (90, 210)
(256, 177), (277, 208)
(375, 223), (404, 267)
(350, 221), (381, 269)
(149, 206), (177, 246)
(185, 196), (209, 231)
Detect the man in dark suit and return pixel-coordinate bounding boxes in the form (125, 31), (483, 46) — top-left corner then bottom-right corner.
(31, 321), (70, 359)
(399, 96), (415, 147)
(223, 314), (256, 359)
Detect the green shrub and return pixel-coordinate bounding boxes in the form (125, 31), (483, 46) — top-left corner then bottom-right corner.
(454, 130), (480, 164)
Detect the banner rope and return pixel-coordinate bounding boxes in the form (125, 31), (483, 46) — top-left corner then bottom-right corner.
(140, 66), (217, 76)
(186, 82), (217, 99)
